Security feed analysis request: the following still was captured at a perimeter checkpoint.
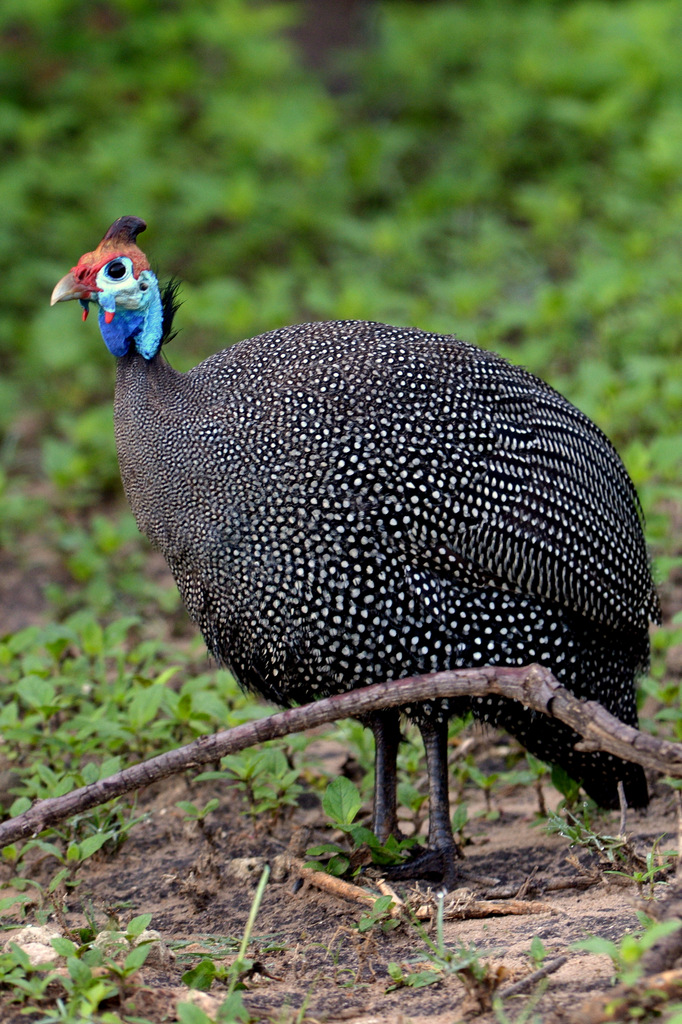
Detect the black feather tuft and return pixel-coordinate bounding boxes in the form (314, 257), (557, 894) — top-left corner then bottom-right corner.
(160, 277), (182, 345)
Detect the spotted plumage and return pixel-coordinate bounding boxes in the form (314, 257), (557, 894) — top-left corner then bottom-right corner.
(52, 219), (659, 883)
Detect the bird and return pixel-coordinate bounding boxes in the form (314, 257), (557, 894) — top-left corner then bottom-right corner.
(51, 216), (659, 884)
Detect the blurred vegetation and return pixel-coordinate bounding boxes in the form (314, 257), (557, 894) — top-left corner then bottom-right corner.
(1, 0), (682, 822)
(1, 0), (680, 534)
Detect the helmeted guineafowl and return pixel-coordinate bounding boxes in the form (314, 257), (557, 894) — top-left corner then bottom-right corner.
(52, 217), (659, 884)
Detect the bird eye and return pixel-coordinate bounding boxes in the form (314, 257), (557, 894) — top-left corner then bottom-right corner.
(106, 260), (128, 280)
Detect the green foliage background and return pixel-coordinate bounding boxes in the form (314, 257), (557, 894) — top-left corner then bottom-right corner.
(2, 0), (681, 619)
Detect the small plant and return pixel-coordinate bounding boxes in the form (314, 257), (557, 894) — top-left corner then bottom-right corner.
(463, 763), (501, 818)
(574, 913), (682, 986)
(306, 776), (416, 876)
(388, 891), (503, 1011)
(197, 745), (303, 819)
(386, 960), (442, 990)
(0, 913), (157, 1020)
(545, 808), (628, 865)
(451, 802), (469, 845)
(176, 798), (221, 823)
(546, 809), (676, 896)
(0, 944), (55, 1007)
(181, 865), (270, 1022)
(605, 835), (676, 898)
(528, 935), (548, 970)
(355, 895), (400, 935)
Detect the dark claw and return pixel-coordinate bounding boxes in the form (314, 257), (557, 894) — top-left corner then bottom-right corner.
(383, 842), (462, 888)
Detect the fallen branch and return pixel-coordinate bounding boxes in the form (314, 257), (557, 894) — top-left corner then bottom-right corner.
(483, 876), (599, 899)
(414, 895), (556, 920)
(289, 858), (378, 908)
(2, 663), (682, 847)
(497, 955), (568, 999)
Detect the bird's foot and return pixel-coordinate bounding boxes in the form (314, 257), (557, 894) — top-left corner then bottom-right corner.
(382, 842), (463, 889)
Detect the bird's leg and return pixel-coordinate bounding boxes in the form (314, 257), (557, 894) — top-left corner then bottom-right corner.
(386, 714), (461, 887)
(420, 715), (461, 885)
(368, 709), (401, 843)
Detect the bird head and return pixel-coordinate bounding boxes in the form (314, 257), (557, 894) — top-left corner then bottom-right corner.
(51, 216), (164, 359)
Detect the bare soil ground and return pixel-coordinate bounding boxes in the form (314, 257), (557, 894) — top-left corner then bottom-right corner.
(1, 742), (680, 1024)
(2, 552), (681, 1023)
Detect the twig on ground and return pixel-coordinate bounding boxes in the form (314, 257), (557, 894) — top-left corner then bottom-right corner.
(413, 888), (557, 920)
(374, 878), (405, 912)
(3, 663), (682, 846)
(484, 874), (601, 900)
(497, 955), (567, 999)
(445, 898), (557, 919)
(617, 780), (627, 837)
(515, 866), (539, 900)
(288, 858), (378, 907)
(544, 876), (602, 893)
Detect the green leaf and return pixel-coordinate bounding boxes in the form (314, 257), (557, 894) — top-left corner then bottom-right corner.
(9, 798), (31, 818)
(127, 684), (165, 729)
(345, 824), (378, 847)
(127, 913), (153, 938)
(373, 895), (394, 915)
(452, 804), (468, 833)
(48, 868), (71, 893)
(182, 959), (217, 991)
(573, 937), (617, 957)
(8, 943), (31, 970)
(82, 761), (100, 785)
(81, 619), (104, 656)
(198, 798), (220, 818)
(177, 1003), (213, 1024)
(176, 801), (199, 817)
(637, 920), (682, 952)
(16, 675), (56, 710)
(303, 843), (346, 860)
(78, 832), (110, 860)
(551, 765), (580, 802)
(51, 937), (78, 957)
(530, 935), (547, 964)
(217, 990), (250, 1022)
(67, 955), (92, 985)
(322, 776), (362, 826)
(326, 854), (351, 877)
(386, 962), (441, 990)
(403, 970), (441, 989)
(124, 943), (151, 972)
(0, 894), (31, 911)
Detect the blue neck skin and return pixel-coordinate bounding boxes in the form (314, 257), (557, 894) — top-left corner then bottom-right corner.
(95, 278), (163, 360)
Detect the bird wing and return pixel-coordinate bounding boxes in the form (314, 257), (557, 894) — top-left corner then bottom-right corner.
(367, 346), (659, 632)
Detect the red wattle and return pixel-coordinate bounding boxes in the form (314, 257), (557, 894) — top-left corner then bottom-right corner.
(82, 308), (89, 322)
(104, 310), (115, 324)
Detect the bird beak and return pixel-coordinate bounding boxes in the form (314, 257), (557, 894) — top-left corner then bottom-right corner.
(50, 271), (91, 305)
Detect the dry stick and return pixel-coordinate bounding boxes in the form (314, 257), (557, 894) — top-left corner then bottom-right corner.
(498, 955), (568, 999)
(415, 898), (556, 920)
(290, 859), (377, 907)
(3, 663), (682, 848)
(617, 780), (627, 837)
